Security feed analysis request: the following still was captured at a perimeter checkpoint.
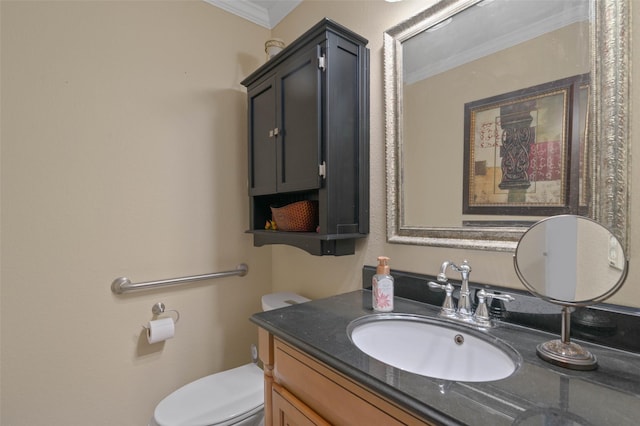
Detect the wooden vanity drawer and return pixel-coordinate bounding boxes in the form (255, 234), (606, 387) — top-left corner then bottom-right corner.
(273, 338), (431, 425)
(272, 382), (331, 426)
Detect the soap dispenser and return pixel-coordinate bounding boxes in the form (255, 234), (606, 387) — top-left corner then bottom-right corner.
(372, 256), (394, 312)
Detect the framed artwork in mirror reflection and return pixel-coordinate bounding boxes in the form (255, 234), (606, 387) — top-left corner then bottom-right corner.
(463, 74), (589, 216)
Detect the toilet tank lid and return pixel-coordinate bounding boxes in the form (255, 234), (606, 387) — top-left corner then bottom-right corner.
(262, 292), (311, 311)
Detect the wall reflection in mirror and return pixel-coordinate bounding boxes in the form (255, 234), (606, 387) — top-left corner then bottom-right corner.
(384, 0), (630, 252)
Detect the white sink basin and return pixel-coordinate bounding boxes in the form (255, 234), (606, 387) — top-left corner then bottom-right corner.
(348, 314), (520, 382)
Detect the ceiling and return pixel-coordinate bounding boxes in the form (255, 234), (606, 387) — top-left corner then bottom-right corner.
(403, 0), (590, 84)
(203, 0), (302, 29)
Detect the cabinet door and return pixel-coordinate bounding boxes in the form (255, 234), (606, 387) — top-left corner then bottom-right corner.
(272, 383), (330, 426)
(248, 77), (277, 196)
(276, 45), (322, 193)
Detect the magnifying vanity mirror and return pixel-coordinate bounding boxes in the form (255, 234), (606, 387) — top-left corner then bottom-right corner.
(384, 0), (630, 252)
(513, 215), (629, 370)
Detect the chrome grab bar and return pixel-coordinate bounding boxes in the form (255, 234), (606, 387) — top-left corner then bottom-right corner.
(111, 263), (248, 294)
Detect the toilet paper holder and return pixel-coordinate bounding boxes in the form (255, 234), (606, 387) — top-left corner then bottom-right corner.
(143, 302), (180, 329)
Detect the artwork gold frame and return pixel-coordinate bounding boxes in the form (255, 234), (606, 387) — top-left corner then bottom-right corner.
(463, 74), (589, 216)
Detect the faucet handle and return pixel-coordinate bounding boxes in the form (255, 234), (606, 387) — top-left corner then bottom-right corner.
(428, 281), (446, 290)
(428, 281), (456, 318)
(486, 291), (515, 303)
(474, 289), (514, 326)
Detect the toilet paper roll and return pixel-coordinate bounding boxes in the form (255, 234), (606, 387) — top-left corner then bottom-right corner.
(146, 317), (175, 344)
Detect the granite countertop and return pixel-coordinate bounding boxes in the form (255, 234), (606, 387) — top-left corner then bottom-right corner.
(251, 290), (640, 425)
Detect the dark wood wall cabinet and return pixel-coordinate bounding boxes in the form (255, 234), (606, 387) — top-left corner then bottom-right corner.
(241, 19), (370, 256)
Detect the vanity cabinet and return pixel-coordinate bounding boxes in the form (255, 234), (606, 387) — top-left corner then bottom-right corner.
(258, 328), (433, 426)
(241, 19), (369, 256)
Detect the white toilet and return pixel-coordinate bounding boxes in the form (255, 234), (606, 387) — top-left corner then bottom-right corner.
(150, 292), (310, 426)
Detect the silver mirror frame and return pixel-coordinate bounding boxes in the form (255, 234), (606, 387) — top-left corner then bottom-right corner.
(384, 0), (631, 252)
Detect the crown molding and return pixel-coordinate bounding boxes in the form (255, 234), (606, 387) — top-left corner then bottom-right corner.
(204, 0), (302, 29)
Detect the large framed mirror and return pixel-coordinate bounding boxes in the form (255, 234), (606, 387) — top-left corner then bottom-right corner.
(384, 0), (630, 252)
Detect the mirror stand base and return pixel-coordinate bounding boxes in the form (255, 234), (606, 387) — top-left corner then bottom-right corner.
(536, 340), (598, 371)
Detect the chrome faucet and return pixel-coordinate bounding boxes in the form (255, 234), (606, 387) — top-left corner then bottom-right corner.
(429, 260), (513, 327)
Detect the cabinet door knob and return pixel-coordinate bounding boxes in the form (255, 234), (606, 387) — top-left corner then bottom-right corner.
(268, 128), (280, 138)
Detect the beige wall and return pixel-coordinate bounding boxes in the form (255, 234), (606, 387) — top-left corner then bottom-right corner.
(1, 1), (272, 424)
(1, 0), (638, 425)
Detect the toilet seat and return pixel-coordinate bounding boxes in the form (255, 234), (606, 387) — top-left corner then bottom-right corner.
(261, 292), (310, 311)
(153, 363), (264, 426)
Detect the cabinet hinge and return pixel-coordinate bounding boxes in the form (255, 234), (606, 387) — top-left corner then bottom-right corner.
(319, 161), (326, 178)
(318, 54), (326, 71)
